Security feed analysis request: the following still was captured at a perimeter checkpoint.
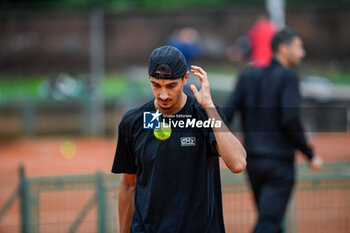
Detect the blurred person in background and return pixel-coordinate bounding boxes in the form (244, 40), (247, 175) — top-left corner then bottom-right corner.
(226, 35), (252, 67)
(247, 15), (277, 67)
(226, 14), (277, 68)
(224, 28), (323, 233)
(168, 27), (202, 97)
(168, 27), (202, 68)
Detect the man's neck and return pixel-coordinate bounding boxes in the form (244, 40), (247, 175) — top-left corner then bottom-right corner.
(275, 54), (290, 68)
(155, 92), (187, 115)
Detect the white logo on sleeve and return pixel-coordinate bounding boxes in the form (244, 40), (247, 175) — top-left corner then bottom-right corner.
(180, 137), (196, 147)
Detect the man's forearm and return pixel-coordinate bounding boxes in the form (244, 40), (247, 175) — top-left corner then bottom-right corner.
(282, 118), (314, 160)
(189, 65), (246, 173)
(118, 184), (135, 233)
(205, 106), (246, 173)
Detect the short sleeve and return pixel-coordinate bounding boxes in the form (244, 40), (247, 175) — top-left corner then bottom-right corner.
(111, 119), (137, 174)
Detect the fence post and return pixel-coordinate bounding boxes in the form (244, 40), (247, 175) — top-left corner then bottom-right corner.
(21, 101), (36, 136)
(96, 172), (106, 233)
(19, 165), (30, 233)
(287, 195), (297, 233)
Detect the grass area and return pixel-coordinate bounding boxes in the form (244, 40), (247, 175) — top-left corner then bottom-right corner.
(0, 75), (128, 102)
(328, 73), (350, 85)
(101, 75), (127, 100)
(0, 76), (45, 101)
(1, 71), (350, 102)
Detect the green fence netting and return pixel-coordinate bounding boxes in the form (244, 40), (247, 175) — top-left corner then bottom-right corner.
(0, 161), (349, 233)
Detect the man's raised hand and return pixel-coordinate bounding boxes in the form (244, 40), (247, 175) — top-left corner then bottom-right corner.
(190, 65), (215, 109)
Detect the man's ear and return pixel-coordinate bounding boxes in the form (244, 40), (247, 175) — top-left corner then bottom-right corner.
(182, 71), (190, 86)
(278, 44), (288, 57)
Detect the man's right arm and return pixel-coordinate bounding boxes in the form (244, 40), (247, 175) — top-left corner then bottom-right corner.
(118, 173), (136, 233)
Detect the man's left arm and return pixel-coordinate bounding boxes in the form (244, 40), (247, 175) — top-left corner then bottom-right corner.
(281, 72), (323, 171)
(190, 65), (246, 173)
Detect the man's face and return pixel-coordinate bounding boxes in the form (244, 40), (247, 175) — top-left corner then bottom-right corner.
(285, 37), (306, 67)
(150, 73), (187, 110)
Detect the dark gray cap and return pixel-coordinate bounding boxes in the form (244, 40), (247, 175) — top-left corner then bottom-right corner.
(148, 46), (188, 79)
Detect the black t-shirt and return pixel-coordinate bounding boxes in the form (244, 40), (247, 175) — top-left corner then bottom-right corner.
(224, 59), (313, 161)
(112, 95), (226, 233)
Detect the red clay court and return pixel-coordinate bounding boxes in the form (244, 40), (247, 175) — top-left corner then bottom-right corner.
(0, 132), (349, 232)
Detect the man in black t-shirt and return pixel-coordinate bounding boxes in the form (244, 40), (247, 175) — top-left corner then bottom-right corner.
(224, 28), (323, 233)
(112, 46), (247, 233)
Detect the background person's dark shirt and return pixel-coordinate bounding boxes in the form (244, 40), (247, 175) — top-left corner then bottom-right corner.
(224, 59), (313, 161)
(112, 95), (226, 233)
